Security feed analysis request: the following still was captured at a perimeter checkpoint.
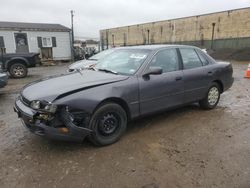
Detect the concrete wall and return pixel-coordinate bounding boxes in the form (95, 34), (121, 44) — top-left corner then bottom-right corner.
(100, 7), (250, 50)
(0, 30), (71, 60)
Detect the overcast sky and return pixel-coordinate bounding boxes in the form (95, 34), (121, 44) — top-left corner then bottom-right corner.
(0, 0), (249, 39)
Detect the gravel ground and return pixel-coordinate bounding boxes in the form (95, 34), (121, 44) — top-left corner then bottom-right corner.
(0, 61), (249, 188)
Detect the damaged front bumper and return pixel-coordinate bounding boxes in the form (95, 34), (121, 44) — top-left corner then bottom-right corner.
(14, 98), (92, 142)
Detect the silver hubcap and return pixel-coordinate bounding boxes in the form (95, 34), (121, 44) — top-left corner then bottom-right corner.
(208, 87), (219, 106)
(13, 66), (24, 76)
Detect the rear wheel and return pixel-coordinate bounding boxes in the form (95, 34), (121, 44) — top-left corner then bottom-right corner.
(199, 83), (220, 109)
(88, 103), (127, 146)
(9, 63), (28, 78)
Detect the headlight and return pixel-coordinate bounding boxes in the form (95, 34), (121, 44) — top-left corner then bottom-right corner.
(44, 103), (57, 113)
(30, 100), (57, 113)
(30, 100), (41, 109)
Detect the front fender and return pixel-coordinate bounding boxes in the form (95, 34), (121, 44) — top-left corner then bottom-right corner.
(53, 77), (140, 119)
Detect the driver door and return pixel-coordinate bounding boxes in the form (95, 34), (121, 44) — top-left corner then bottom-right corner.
(138, 48), (184, 115)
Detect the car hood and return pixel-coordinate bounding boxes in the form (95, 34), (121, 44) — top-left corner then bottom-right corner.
(21, 70), (129, 102)
(68, 59), (97, 70)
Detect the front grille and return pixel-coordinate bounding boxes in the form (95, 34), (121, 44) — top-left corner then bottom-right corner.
(21, 95), (30, 106)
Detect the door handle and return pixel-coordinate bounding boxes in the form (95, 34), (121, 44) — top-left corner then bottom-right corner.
(208, 71), (213, 75)
(175, 76), (182, 81)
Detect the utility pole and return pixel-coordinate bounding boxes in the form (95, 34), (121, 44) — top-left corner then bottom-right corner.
(71, 10), (74, 44)
(211, 23), (216, 50)
(147, 29), (150, 44)
(70, 10), (75, 61)
(112, 34), (114, 47)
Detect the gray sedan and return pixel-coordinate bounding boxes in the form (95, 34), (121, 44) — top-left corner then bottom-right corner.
(14, 45), (234, 146)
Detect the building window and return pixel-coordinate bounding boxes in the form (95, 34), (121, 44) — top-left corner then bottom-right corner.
(37, 37), (56, 48)
(0, 36), (5, 55)
(42, 37), (52, 47)
(0, 36), (5, 48)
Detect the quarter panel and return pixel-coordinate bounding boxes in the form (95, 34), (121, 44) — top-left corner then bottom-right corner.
(209, 62), (234, 91)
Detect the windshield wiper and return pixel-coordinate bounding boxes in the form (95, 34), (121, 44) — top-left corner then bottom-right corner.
(97, 68), (118, 75)
(76, 68), (83, 75)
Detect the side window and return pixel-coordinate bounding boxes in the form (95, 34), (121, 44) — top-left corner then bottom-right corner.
(196, 50), (209, 66)
(180, 48), (203, 69)
(150, 49), (179, 73)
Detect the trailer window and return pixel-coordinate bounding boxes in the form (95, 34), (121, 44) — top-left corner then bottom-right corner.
(42, 37), (52, 47)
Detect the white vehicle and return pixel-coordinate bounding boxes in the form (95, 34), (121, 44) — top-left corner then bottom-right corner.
(68, 49), (115, 72)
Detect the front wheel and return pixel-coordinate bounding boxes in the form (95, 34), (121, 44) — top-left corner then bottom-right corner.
(9, 63), (28, 78)
(87, 103), (127, 146)
(199, 83), (221, 109)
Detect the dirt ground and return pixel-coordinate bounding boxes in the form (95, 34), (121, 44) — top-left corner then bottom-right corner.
(0, 61), (249, 188)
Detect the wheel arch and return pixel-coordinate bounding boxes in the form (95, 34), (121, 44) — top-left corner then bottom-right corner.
(212, 80), (224, 93)
(95, 97), (131, 121)
(6, 58), (28, 71)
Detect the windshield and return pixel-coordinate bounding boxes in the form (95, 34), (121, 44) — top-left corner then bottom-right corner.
(89, 49), (115, 60)
(95, 49), (150, 75)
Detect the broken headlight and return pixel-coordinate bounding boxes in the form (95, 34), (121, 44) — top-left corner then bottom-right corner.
(30, 100), (41, 109)
(44, 103), (57, 113)
(30, 100), (57, 113)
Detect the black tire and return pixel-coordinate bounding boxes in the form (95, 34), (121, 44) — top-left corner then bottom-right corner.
(9, 63), (28, 78)
(199, 83), (221, 110)
(88, 103), (127, 146)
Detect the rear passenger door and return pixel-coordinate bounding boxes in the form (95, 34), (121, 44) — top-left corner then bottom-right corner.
(179, 48), (211, 103)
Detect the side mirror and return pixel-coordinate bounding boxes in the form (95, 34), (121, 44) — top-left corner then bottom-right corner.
(143, 66), (163, 77)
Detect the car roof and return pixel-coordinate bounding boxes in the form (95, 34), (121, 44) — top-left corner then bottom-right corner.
(114, 44), (200, 51)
